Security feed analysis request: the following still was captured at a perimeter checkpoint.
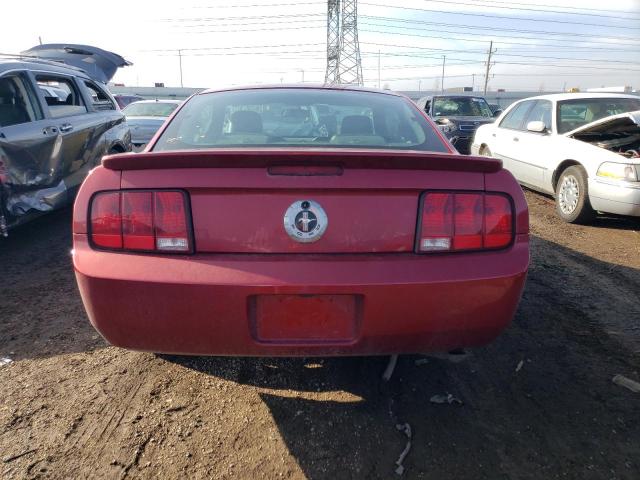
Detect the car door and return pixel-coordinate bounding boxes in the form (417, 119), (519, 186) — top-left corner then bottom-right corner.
(491, 100), (536, 182)
(507, 100), (553, 190)
(0, 71), (67, 215)
(75, 78), (125, 179)
(32, 71), (99, 195)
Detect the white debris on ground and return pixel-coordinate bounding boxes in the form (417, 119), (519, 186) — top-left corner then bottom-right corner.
(382, 354), (399, 381)
(430, 393), (463, 405)
(0, 357), (13, 367)
(394, 423), (412, 476)
(516, 360), (524, 372)
(612, 374), (640, 393)
(414, 358), (430, 366)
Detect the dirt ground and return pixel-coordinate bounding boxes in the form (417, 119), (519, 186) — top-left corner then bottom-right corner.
(1, 189), (639, 480)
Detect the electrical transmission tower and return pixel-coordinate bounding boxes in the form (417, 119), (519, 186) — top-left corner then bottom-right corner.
(324, 0), (363, 86)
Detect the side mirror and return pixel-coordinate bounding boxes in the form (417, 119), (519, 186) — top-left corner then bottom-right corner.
(493, 109), (503, 117)
(527, 120), (547, 133)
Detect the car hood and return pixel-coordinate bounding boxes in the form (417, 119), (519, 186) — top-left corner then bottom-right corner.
(434, 116), (494, 124)
(565, 110), (640, 137)
(21, 44), (132, 83)
(125, 116), (168, 126)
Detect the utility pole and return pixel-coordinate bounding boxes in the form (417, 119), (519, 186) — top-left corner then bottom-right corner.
(441, 55), (446, 93)
(299, 69), (305, 83)
(472, 73), (475, 91)
(418, 79), (421, 92)
(38, 36), (43, 45)
(178, 49), (184, 88)
(483, 41), (496, 96)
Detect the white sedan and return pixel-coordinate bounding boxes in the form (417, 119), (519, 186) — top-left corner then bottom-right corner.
(472, 93), (640, 223)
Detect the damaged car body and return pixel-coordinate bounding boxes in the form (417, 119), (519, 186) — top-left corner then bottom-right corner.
(0, 44), (132, 236)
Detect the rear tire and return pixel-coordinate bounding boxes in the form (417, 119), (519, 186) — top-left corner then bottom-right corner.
(555, 165), (595, 224)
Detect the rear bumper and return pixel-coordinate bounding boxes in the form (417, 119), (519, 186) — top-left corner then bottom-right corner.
(73, 234), (529, 356)
(589, 178), (640, 217)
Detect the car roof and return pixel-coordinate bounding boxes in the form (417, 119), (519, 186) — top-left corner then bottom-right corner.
(198, 84), (406, 98)
(418, 94), (488, 100)
(0, 57), (93, 80)
(514, 92), (640, 102)
(125, 99), (182, 104)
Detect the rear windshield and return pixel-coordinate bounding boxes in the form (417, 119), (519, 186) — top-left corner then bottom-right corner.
(123, 102), (179, 117)
(557, 97), (640, 134)
(152, 89), (449, 152)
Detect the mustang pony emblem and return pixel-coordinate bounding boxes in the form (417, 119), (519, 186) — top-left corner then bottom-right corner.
(284, 200), (328, 243)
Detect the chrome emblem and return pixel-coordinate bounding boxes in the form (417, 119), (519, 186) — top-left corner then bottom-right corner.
(284, 200), (328, 243)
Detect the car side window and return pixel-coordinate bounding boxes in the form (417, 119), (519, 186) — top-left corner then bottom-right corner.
(499, 100), (534, 131)
(524, 100), (552, 131)
(83, 80), (115, 111)
(36, 74), (87, 119)
(0, 74), (43, 127)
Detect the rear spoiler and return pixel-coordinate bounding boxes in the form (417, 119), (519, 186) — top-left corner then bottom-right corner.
(102, 149), (502, 173)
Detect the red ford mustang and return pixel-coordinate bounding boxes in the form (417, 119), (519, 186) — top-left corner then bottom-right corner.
(73, 86), (529, 356)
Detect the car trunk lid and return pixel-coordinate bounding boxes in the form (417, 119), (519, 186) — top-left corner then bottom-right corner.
(111, 149), (498, 254)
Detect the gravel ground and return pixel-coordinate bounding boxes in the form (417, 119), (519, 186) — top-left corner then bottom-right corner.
(1, 189), (639, 479)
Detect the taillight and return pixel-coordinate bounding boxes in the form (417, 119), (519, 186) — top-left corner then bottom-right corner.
(89, 190), (192, 253)
(418, 192), (513, 253)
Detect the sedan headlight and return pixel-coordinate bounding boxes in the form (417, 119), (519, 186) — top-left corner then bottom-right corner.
(596, 162), (639, 182)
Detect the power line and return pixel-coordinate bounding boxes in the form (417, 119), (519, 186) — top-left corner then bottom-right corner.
(445, 0), (640, 16)
(358, 21), (640, 50)
(416, 0), (640, 20)
(360, 42), (640, 66)
(359, 25), (639, 52)
(169, 18), (326, 29)
(160, 13), (324, 22)
(161, 11), (640, 43)
(359, 15), (640, 43)
(143, 43), (325, 52)
(153, 49), (326, 57)
(360, 2), (640, 30)
(185, 1), (322, 8)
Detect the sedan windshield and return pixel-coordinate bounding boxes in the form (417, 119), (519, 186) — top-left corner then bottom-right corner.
(433, 97), (493, 118)
(123, 102), (179, 117)
(152, 88), (449, 152)
(557, 97), (640, 134)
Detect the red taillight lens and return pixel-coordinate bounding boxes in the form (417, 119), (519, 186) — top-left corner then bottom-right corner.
(418, 192), (513, 253)
(90, 190), (191, 253)
(91, 192), (122, 249)
(453, 193), (483, 250)
(122, 191), (154, 250)
(484, 194), (513, 248)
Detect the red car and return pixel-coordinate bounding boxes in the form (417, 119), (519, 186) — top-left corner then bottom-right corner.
(73, 86), (529, 356)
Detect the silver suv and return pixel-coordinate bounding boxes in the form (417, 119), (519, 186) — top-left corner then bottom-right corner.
(0, 44), (132, 235)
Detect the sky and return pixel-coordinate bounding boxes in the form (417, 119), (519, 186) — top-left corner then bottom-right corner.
(1, 0), (639, 92)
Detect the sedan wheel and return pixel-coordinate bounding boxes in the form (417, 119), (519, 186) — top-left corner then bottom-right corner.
(555, 165), (595, 224)
(558, 175), (579, 215)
